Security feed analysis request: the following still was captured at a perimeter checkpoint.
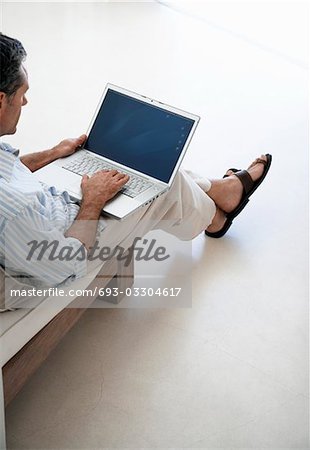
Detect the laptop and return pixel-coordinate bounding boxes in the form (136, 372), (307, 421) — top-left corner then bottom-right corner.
(35, 84), (200, 219)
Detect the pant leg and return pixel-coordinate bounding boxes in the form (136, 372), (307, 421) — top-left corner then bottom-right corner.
(87, 169), (216, 272)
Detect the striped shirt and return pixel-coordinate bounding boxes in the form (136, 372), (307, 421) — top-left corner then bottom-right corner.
(0, 143), (87, 286)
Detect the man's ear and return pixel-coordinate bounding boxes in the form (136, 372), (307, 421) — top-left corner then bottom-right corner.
(0, 92), (6, 110)
(0, 92), (4, 109)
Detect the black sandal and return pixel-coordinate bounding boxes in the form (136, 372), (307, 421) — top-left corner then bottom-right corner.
(205, 154), (272, 238)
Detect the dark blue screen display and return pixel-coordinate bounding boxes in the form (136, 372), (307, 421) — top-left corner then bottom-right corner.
(84, 89), (195, 183)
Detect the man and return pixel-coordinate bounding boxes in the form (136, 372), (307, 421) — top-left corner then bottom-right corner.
(0, 33), (271, 287)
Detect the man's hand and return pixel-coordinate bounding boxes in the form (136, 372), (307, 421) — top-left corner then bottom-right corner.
(81, 170), (130, 211)
(20, 134), (87, 172)
(52, 134), (87, 159)
(65, 170), (130, 250)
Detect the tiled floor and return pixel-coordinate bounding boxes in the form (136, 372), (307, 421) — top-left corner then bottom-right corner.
(2, 1), (309, 449)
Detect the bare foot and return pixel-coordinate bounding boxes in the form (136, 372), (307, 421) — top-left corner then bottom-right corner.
(205, 207), (227, 234)
(206, 155), (268, 233)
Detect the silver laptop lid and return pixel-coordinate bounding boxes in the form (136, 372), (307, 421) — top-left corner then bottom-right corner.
(83, 84), (200, 186)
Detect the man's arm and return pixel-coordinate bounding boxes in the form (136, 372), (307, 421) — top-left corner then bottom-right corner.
(20, 135), (86, 172)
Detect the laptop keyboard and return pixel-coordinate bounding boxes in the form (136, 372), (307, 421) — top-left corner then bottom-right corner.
(62, 155), (152, 198)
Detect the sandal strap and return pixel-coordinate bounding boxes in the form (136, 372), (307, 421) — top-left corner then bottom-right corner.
(248, 157), (267, 169)
(234, 169), (254, 196)
(223, 168), (240, 178)
(256, 158), (267, 165)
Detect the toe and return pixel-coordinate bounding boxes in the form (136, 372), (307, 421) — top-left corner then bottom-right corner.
(248, 154), (268, 170)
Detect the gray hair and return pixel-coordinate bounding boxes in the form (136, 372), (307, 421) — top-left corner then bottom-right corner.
(0, 33), (27, 97)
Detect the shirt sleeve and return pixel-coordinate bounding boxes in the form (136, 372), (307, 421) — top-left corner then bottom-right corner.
(0, 142), (20, 156)
(3, 204), (88, 287)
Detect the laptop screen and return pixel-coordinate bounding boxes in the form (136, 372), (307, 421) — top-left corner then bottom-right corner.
(84, 89), (195, 183)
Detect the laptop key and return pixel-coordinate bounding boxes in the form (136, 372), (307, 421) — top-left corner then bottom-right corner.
(63, 155), (152, 197)
(121, 188), (139, 198)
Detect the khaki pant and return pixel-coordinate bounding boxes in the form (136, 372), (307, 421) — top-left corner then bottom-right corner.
(88, 169), (216, 272)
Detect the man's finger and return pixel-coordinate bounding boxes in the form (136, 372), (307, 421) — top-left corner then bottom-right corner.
(75, 134), (87, 149)
(81, 174), (89, 185)
(118, 175), (129, 184)
(120, 174), (130, 183)
(92, 169), (108, 176)
(117, 173), (129, 181)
